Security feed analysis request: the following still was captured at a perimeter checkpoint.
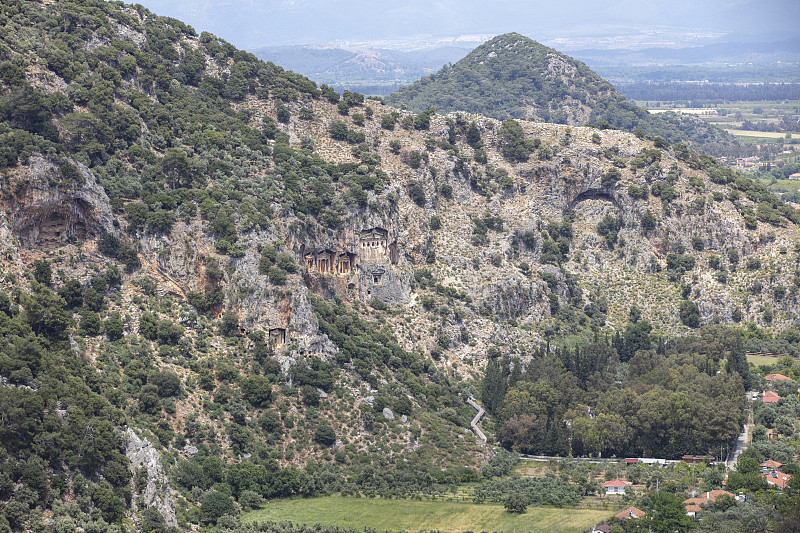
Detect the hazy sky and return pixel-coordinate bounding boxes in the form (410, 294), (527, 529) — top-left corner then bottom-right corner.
(135, 0), (800, 50)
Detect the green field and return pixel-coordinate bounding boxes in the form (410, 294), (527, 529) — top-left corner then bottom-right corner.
(724, 129), (797, 139)
(242, 496), (616, 533)
(747, 354), (782, 367)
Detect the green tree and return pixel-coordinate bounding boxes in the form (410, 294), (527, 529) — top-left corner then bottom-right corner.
(301, 385), (320, 406)
(161, 148), (190, 189)
(466, 121), (482, 147)
(482, 356), (507, 415)
(219, 311), (239, 336)
(200, 490), (237, 524)
(679, 300), (700, 328)
(21, 282), (72, 339)
(33, 260), (52, 285)
(504, 493), (528, 513)
(104, 317), (124, 340)
(498, 119), (534, 162)
(240, 375), (273, 407)
(647, 492), (694, 533)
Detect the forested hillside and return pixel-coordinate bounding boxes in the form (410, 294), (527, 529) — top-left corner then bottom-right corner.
(1, 1), (799, 532)
(387, 33), (742, 158)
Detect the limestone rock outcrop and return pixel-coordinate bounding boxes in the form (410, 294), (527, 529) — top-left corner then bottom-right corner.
(125, 428), (177, 527)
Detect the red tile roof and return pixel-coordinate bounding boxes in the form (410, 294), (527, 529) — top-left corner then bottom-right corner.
(765, 373), (790, 381)
(763, 391), (781, 403)
(761, 459), (784, 469)
(683, 490), (736, 513)
(704, 490), (735, 501)
(615, 507), (646, 519)
(764, 471), (792, 489)
(603, 479), (632, 487)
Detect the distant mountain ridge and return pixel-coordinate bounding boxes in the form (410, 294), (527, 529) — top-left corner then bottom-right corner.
(252, 44), (471, 94)
(387, 33), (742, 157)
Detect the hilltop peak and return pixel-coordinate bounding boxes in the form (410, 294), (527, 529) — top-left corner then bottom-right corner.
(387, 33), (739, 156)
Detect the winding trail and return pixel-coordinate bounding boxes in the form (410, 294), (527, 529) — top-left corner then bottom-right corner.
(467, 396), (487, 442)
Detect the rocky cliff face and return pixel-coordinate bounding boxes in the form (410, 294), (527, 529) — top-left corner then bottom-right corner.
(115, 99), (799, 374)
(3, 154), (115, 249)
(125, 428), (177, 527)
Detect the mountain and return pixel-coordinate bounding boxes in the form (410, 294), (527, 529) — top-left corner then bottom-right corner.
(251, 45), (472, 96)
(386, 33), (742, 157)
(1, 1), (800, 532)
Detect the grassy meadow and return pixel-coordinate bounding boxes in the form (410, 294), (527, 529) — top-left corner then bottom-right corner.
(746, 353), (794, 368)
(242, 496), (616, 533)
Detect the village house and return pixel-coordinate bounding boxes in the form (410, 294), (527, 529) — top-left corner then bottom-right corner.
(762, 390), (781, 403)
(764, 470), (792, 490)
(615, 507), (646, 519)
(683, 490), (736, 516)
(761, 459), (784, 471)
(735, 156), (761, 168)
(603, 479), (632, 495)
(764, 373), (791, 382)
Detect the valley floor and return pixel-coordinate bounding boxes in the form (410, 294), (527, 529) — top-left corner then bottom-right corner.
(241, 495), (617, 533)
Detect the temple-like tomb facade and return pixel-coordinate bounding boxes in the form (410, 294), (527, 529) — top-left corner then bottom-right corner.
(302, 227), (396, 275)
(268, 327), (286, 345)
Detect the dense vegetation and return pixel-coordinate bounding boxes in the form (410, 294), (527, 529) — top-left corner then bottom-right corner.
(482, 325), (750, 459)
(0, 0), (389, 249)
(0, 280), (131, 531)
(0, 1), (479, 531)
(387, 33), (742, 157)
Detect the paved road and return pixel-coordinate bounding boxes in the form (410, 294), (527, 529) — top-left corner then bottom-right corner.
(466, 396), (487, 442)
(726, 391), (756, 471)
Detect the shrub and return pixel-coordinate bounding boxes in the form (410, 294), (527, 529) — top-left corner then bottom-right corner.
(498, 119), (536, 162)
(313, 421), (336, 446)
(408, 150), (422, 169)
(393, 396), (413, 416)
(219, 311), (239, 336)
(409, 184), (426, 206)
(601, 168), (621, 187)
(104, 318), (124, 340)
(267, 266), (287, 285)
(380, 113), (396, 130)
(641, 211), (657, 233)
(328, 120), (349, 141)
